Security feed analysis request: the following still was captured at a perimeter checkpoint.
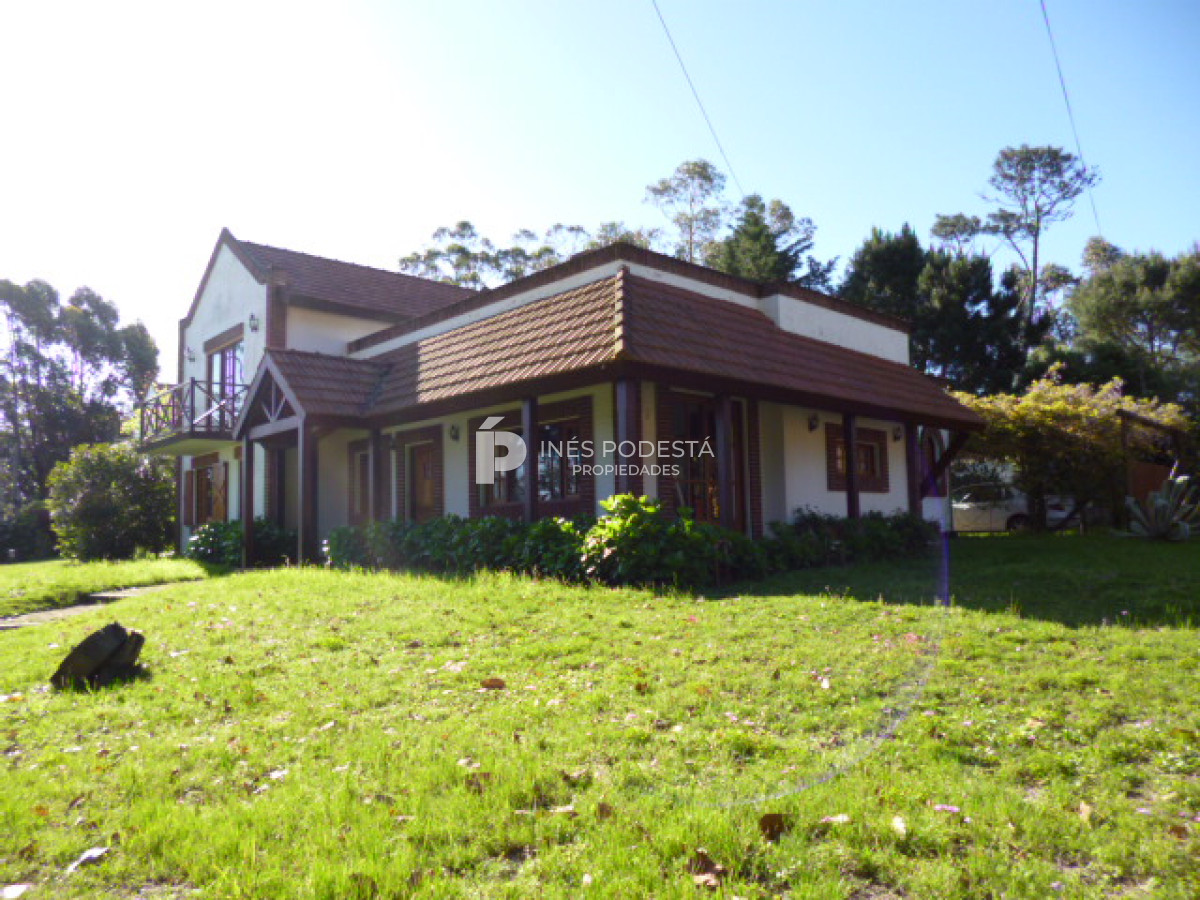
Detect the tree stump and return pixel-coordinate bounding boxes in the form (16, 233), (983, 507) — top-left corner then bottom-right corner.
(50, 622), (147, 690)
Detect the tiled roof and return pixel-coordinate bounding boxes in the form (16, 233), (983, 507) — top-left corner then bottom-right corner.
(254, 270), (980, 430)
(621, 275), (982, 428)
(266, 349), (388, 417)
(370, 275), (621, 412)
(237, 239), (474, 321)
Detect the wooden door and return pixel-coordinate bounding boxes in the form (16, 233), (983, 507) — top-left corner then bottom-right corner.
(409, 443), (437, 523)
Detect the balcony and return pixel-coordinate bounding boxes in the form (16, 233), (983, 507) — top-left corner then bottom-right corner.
(139, 379), (248, 455)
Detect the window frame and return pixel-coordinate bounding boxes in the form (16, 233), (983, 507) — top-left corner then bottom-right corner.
(825, 423), (890, 493)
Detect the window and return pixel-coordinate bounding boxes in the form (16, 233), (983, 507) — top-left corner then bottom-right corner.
(825, 424), (889, 493)
(184, 455), (228, 527)
(538, 421), (582, 501)
(478, 420), (584, 508)
(207, 340), (244, 397)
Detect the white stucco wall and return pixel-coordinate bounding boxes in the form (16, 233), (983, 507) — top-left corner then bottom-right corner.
(287, 307), (393, 356)
(758, 294), (909, 365)
(776, 407), (909, 519)
(181, 244), (268, 385)
(317, 430), (366, 536)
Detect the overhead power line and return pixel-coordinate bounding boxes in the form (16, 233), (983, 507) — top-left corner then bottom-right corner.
(1039, 0), (1103, 236)
(650, 0), (747, 198)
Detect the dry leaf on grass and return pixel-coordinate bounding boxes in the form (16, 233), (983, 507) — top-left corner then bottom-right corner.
(688, 848), (727, 890)
(466, 772), (493, 793)
(758, 812), (791, 842)
(480, 677), (506, 690)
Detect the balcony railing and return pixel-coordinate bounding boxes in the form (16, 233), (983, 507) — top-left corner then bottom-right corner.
(139, 379), (248, 448)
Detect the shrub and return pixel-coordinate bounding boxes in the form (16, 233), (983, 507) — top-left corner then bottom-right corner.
(0, 501), (57, 561)
(48, 442), (174, 561)
(187, 518), (298, 568)
(1125, 474), (1200, 541)
(187, 521), (244, 568)
(323, 495), (938, 587)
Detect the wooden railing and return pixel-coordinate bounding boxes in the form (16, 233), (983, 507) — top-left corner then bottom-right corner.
(139, 379), (248, 447)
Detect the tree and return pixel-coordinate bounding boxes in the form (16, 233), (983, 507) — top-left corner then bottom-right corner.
(398, 221), (661, 289)
(955, 373), (1188, 528)
(934, 144), (1099, 341)
(920, 253), (1031, 394)
(47, 442), (174, 560)
(705, 194), (836, 289)
(0, 278), (158, 516)
(644, 159), (728, 263)
(1068, 246), (1200, 398)
(838, 226), (1032, 392)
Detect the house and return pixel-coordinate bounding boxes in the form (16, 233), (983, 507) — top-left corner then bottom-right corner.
(139, 229), (981, 562)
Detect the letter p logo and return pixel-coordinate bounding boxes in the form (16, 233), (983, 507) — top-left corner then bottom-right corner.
(475, 416), (528, 485)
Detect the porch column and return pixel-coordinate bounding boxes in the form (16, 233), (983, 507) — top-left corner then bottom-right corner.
(241, 437), (255, 567)
(614, 378), (640, 495)
(522, 396), (538, 523)
(842, 413), (860, 519)
(905, 423), (922, 515)
(715, 394), (735, 529)
(367, 428), (388, 521)
(297, 420), (320, 562)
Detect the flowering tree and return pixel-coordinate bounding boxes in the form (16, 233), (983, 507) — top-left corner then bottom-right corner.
(954, 372), (1189, 527)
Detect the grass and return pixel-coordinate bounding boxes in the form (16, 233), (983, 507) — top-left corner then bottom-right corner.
(0, 534), (1197, 898)
(0, 558), (211, 619)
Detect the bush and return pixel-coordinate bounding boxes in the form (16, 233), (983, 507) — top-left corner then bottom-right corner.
(48, 442), (174, 561)
(0, 501), (57, 561)
(187, 518), (298, 568)
(322, 495), (938, 588)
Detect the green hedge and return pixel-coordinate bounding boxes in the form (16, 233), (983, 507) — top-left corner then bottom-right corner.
(324, 495), (938, 588)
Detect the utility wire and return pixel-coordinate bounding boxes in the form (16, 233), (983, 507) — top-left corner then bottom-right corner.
(650, 0), (747, 198)
(1039, 0), (1103, 236)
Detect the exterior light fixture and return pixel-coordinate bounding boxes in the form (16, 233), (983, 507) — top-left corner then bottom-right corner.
(448, 424), (461, 442)
(807, 413), (820, 432)
(893, 425), (904, 442)
(248, 313), (261, 333)
(186, 346), (196, 364)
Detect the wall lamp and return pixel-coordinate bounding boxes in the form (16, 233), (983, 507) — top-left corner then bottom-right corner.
(248, 312), (261, 333)
(807, 413), (820, 432)
(186, 346), (196, 364)
(448, 424), (461, 442)
(893, 425), (904, 442)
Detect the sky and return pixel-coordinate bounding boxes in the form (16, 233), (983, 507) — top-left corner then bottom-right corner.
(2, 0), (1198, 379)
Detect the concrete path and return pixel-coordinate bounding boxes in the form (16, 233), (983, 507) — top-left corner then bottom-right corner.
(0, 583), (184, 630)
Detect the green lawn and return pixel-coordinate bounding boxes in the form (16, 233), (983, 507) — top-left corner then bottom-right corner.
(1, 535), (1197, 898)
(0, 558), (211, 619)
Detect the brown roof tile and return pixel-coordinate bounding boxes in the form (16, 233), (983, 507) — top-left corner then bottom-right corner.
(237, 239), (474, 321)
(621, 275), (981, 428)
(369, 274), (621, 412)
(257, 270), (978, 430)
(266, 349), (388, 417)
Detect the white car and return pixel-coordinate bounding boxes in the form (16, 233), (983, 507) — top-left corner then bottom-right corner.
(951, 483), (1079, 533)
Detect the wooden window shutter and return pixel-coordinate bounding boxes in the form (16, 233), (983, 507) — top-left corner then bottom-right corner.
(213, 462), (229, 522)
(183, 469), (195, 527)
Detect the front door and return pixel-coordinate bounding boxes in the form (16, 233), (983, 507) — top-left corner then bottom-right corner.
(672, 395), (746, 532)
(409, 443), (437, 523)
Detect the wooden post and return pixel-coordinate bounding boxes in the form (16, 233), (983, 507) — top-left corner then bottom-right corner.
(905, 423), (922, 515)
(716, 394), (735, 529)
(297, 421), (320, 562)
(843, 413), (860, 519)
(522, 397), (538, 523)
(367, 428), (387, 521)
(614, 379), (639, 495)
(241, 437), (255, 568)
